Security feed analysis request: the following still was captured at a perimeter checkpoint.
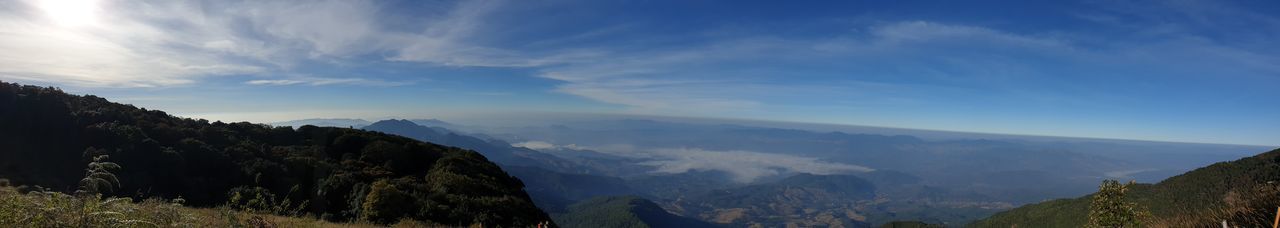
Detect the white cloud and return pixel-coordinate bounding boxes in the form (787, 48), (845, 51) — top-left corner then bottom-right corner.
(534, 23), (1030, 114)
(532, 19), (1280, 118)
(245, 80), (304, 86)
(4, 0), (1277, 124)
(0, 0), (557, 88)
(529, 143), (874, 183)
(641, 148), (874, 183)
(244, 76), (413, 87)
(512, 141), (556, 150)
(0, 1), (262, 87)
(512, 140), (588, 150)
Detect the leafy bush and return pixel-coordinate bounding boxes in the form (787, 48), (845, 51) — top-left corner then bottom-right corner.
(360, 179), (416, 224)
(1085, 180), (1149, 228)
(226, 185), (309, 216)
(76, 153), (121, 196)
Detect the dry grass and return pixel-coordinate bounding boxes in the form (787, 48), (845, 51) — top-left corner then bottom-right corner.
(0, 186), (468, 228)
(1146, 183), (1280, 228)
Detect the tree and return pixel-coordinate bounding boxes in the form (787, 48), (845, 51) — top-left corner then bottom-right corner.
(76, 154), (121, 196)
(359, 179), (415, 224)
(1086, 180), (1149, 228)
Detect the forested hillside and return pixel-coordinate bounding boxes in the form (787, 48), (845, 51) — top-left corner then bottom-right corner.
(0, 81), (552, 226)
(554, 196), (718, 228)
(970, 147), (1280, 227)
(364, 119), (592, 174)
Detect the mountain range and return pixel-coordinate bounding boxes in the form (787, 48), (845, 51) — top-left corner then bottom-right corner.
(263, 113), (1278, 227)
(5, 78), (1273, 227)
(0, 81), (551, 226)
(555, 196), (718, 228)
(350, 119), (1031, 225)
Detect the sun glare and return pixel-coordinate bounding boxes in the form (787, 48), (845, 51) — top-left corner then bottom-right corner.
(37, 0), (100, 27)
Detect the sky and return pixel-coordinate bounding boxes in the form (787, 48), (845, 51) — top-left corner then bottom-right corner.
(0, 0), (1277, 146)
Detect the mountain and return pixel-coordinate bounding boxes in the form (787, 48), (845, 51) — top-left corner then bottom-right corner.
(363, 119), (632, 216)
(481, 118), (1263, 206)
(502, 166), (637, 213)
(671, 173), (876, 227)
(970, 147), (1280, 227)
(533, 146), (655, 177)
(409, 118), (456, 128)
(554, 196), (718, 228)
(0, 82), (552, 226)
(271, 118), (372, 128)
(363, 119), (592, 174)
(879, 221), (945, 228)
(625, 170), (743, 201)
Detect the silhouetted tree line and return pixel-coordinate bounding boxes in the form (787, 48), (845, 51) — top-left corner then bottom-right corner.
(0, 81), (552, 226)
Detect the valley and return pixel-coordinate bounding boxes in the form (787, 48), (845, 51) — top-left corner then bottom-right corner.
(301, 116), (1267, 227)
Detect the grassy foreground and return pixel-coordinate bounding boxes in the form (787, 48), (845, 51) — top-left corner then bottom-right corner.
(0, 186), (465, 228)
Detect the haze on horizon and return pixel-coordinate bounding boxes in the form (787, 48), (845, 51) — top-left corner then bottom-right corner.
(0, 0), (1277, 146)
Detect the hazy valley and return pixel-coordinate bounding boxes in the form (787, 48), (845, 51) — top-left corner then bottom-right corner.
(280, 115), (1268, 227)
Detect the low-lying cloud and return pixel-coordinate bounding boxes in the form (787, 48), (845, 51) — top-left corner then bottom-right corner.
(640, 148), (874, 183)
(515, 141), (874, 183)
(512, 140), (589, 151)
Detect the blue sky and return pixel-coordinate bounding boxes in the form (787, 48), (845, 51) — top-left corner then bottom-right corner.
(0, 0), (1277, 146)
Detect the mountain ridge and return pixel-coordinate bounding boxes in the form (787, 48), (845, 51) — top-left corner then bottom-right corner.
(0, 81), (553, 226)
(970, 147), (1280, 227)
(554, 196), (719, 228)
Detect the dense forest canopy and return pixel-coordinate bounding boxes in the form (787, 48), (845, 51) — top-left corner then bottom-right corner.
(0, 81), (552, 226)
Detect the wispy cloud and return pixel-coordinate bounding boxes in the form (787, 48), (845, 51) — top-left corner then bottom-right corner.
(0, 0), (264, 87)
(532, 18), (1280, 119)
(0, 0), (558, 87)
(531, 21), (1074, 114)
(244, 76), (413, 87)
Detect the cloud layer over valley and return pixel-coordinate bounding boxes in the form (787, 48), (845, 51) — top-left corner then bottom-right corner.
(515, 141), (873, 183)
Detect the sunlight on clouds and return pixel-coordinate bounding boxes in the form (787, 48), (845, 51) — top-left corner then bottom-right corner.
(0, 0), (535, 87)
(36, 0), (99, 27)
(0, 0), (264, 87)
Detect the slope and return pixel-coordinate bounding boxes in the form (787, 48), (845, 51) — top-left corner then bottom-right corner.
(674, 173), (876, 227)
(363, 119), (592, 174)
(970, 147), (1280, 227)
(502, 165), (637, 213)
(0, 81), (552, 226)
(554, 196), (718, 228)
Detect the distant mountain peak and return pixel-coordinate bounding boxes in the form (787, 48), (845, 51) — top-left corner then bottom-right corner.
(271, 118), (372, 128)
(369, 119), (418, 126)
(401, 119), (454, 128)
(557, 196), (717, 228)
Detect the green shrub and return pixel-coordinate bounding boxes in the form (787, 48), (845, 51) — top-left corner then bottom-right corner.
(76, 153), (121, 196)
(226, 185), (309, 217)
(1085, 180), (1149, 228)
(360, 179), (416, 224)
